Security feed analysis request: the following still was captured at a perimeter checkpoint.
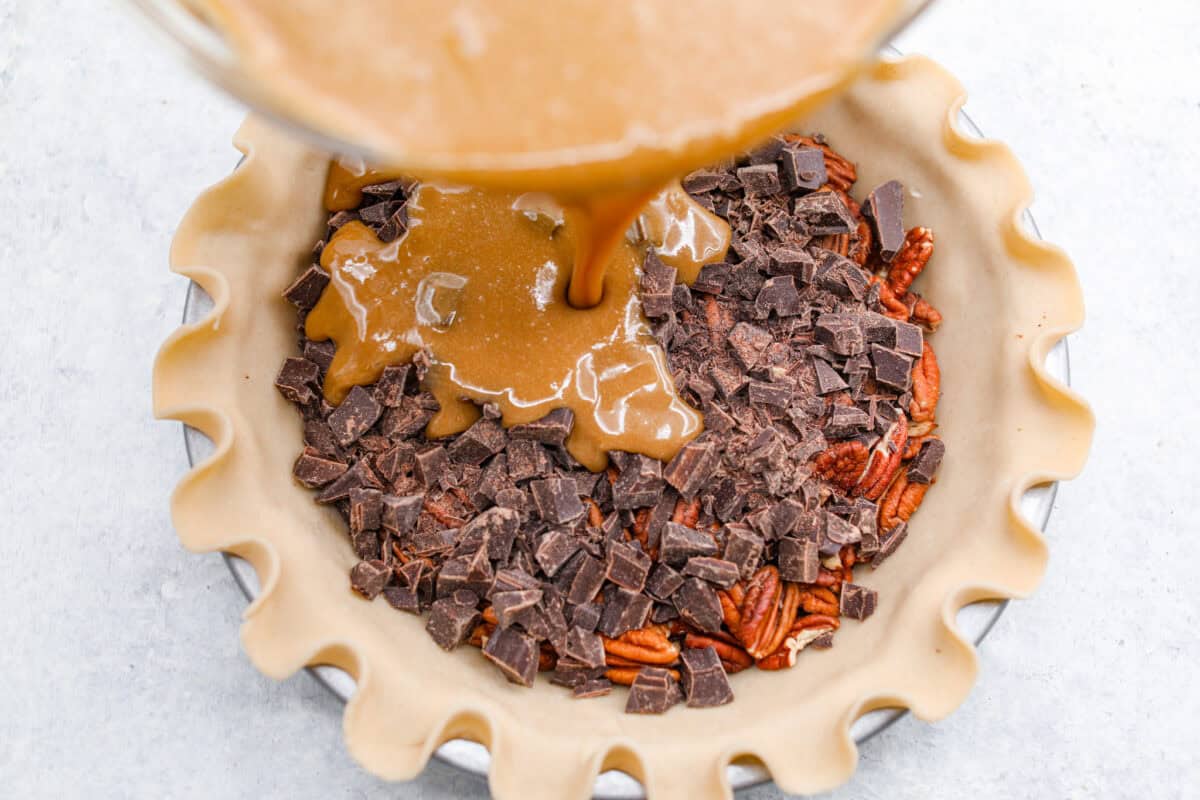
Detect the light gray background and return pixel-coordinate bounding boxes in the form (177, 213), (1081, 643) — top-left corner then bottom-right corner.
(0, 1), (1195, 797)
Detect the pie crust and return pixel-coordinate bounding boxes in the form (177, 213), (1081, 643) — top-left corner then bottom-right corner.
(153, 56), (1094, 799)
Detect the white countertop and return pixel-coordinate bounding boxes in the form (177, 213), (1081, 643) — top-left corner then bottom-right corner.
(0, 0), (1194, 797)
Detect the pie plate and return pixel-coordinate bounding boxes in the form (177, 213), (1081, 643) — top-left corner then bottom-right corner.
(155, 56), (1093, 799)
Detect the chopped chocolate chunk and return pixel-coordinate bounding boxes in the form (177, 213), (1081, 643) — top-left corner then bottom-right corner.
(679, 647), (734, 708)
(612, 454), (665, 509)
(508, 408), (573, 446)
(727, 321), (773, 370)
(660, 522), (719, 566)
(316, 459), (383, 503)
(530, 477), (584, 524)
(447, 417), (507, 465)
(625, 667), (682, 715)
(755, 275), (803, 317)
(410, 528), (457, 557)
(567, 554), (607, 606)
(425, 596), (481, 650)
(535, 529), (583, 577)
(483, 626), (539, 687)
(673, 578), (723, 633)
(463, 506), (520, 560)
(282, 265), (331, 310)
(681, 170), (725, 195)
(350, 560), (392, 599)
(573, 679), (613, 699)
(605, 541), (652, 592)
(709, 365), (748, 401)
(348, 487), (383, 534)
(907, 438), (945, 484)
(303, 339), (335, 373)
(822, 510), (862, 553)
(767, 246), (816, 281)
(692, 262), (731, 295)
(815, 313), (865, 357)
(861, 312), (897, 344)
(642, 292), (674, 319)
(645, 562), (685, 600)
(722, 524), (763, 578)
(379, 395), (437, 438)
(736, 163), (781, 196)
(811, 631), (835, 649)
(662, 441), (721, 499)
(377, 204), (410, 243)
(436, 558), (469, 598)
(815, 250), (868, 299)
(765, 498), (806, 539)
(778, 538), (820, 583)
(870, 344), (913, 391)
(381, 494), (423, 536)
(293, 452), (348, 488)
(681, 557), (739, 589)
(779, 145), (827, 194)
(794, 191), (855, 235)
(745, 136), (786, 164)
(748, 379), (794, 408)
(564, 627), (606, 669)
(840, 583), (878, 621)
(813, 358), (849, 395)
(892, 320), (924, 358)
(327, 386), (383, 447)
(381, 584), (420, 613)
(863, 181), (905, 262)
(350, 529), (381, 561)
(492, 589), (543, 628)
(597, 588), (653, 637)
(825, 405), (872, 439)
(414, 445), (452, 488)
(275, 357), (320, 404)
(871, 521), (908, 568)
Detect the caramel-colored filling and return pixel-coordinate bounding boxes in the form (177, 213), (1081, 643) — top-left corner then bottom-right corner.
(306, 179), (727, 470)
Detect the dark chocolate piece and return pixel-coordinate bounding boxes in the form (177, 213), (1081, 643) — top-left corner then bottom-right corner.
(381, 494), (423, 536)
(793, 191), (855, 235)
(673, 577), (723, 633)
(660, 522), (719, 566)
(530, 477), (585, 524)
(645, 562), (685, 600)
(274, 357), (320, 404)
(567, 554), (607, 606)
(605, 541), (652, 592)
(813, 358), (849, 395)
(691, 263), (730, 295)
(625, 667), (681, 714)
(840, 583), (878, 621)
(316, 459), (383, 504)
(681, 557), (740, 589)
(611, 454), (665, 510)
(327, 385), (383, 447)
(825, 405), (872, 439)
(726, 322), (773, 371)
(425, 596), (481, 650)
(534, 528), (583, 577)
(414, 445), (452, 489)
(870, 344), (913, 392)
(483, 626), (539, 687)
(722, 524), (763, 579)
(348, 487), (383, 534)
(564, 627), (607, 669)
(815, 313), (865, 357)
(679, 646), (734, 708)
(778, 538), (820, 583)
(492, 589), (543, 628)
(282, 265), (331, 310)
(907, 438), (945, 484)
(447, 417), (507, 465)
(662, 441), (721, 499)
(747, 379), (794, 409)
(755, 275), (803, 317)
(892, 320), (924, 358)
(293, 452), (348, 488)
(349, 560), (392, 600)
(871, 521), (909, 568)
(779, 145), (827, 194)
(597, 588), (653, 637)
(508, 408), (574, 446)
(863, 181), (905, 262)
(736, 163), (781, 196)
(572, 679), (613, 699)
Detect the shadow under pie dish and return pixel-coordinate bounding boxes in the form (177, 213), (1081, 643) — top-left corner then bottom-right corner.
(154, 56), (1093, 799)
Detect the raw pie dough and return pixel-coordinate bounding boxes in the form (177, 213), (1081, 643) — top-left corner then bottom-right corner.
(153, 57), (1093, 799)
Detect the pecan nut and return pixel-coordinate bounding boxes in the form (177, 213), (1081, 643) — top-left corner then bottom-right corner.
(603, 625), (681, 666)
(910, 342), (941, 424)
(855, 415), (909, 501)
(879, 472), (931, 532)
(755, 616), (840, 670)
(886, 227), (934, 295)
(798, 586), (840, 617)
(606, 666), (681, 686)
(812, 440), (870, 493)
(911, 295), (943, 331)
(734, 566), (782, 657)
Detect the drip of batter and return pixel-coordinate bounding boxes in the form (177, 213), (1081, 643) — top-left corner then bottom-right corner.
(305, 181), (728, 470)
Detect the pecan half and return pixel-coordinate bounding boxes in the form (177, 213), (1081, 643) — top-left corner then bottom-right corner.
(734, 566), (782, 657)
(684, 632), (755, 673)
(911, 295), (943, 331)
(606, 666), (681, 686)
(755, 616), (840, 670)
(539, 642), (558, 672)
(855, 415), (909, 501)
(871, 276), (912, 321)
(672, 496), (702, 528)
(812, 440), (870, 493)
(717, 588), (743, 631)
(798, 586), (840, 616)
(886, 227), (934, 295)
(603, 625), (681, 666)
(849, 219), (873, 267)
(910, 342), (941, 424)
(879, 472), (931, 532)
